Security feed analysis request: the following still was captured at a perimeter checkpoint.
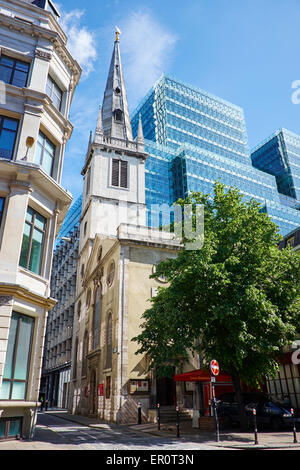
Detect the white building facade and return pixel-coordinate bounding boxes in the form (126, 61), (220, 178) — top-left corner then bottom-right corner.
(0, 0), (81, 439)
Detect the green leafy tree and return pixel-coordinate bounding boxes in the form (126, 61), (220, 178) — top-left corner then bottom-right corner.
(133, 182), (300, 429)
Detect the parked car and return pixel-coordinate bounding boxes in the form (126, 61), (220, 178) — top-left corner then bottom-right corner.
(217, 392), (299, 430)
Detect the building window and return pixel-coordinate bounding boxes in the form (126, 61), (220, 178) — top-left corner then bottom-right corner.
(107, 261), (115, 287)
(0, 116), (18, 160)
(19, 207), (46, 275)
(34, 131), (56, 177)
(287, 236), (295, 248)
(46, 75), (63, 111)
(0, 197), (4, 226)
(105, 314), (113, 369)
(86, 288), (91, 309)
(0, 55), (30, 88)
(114, 109), (123, 122)
(77, 300), (81, 319)
(0, 417), (22, 440)
(111, 158), (128, 188)
(82, 331), (88, 377)
(73, 337), (78, 380)
(0, 312), (34, 401)
(80, 264), (85, 279)
(106, 376), (111, 399)
(93, 286), (101, 350)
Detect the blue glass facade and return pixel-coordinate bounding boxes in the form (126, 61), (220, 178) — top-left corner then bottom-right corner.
(55, 194), (82, 247)
(251, 128), (300, 201)
(131, 75), (300, 236)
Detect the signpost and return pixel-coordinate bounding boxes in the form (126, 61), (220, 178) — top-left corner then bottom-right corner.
(210, 359), (220, 442)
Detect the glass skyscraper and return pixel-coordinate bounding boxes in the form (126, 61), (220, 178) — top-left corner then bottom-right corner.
(131, 75), (300, 236)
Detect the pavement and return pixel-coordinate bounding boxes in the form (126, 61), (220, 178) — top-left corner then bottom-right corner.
(0, 408), (300, 450)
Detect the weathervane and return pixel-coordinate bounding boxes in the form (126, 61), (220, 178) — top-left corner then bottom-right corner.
(115, 26), (121, 42)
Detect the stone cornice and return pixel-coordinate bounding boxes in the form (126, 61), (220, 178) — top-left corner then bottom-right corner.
(0, 283), (56, 309)
(4, 85), (74, 137)
(0, 10), (81, 84)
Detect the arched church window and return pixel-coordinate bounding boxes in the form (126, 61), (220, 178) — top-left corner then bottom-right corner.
(92, 285), (101, 350)
(105, 313), (113, 369)
(107, 260), (115, 287)
(114, 109), (123, 122)
(81, 330), (88, 377)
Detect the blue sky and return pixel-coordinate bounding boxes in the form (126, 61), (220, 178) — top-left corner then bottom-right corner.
(57, 0), (300, 201)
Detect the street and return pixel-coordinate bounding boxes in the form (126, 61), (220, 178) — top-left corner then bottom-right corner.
(0, 410), (299, 455)
(0, 411), (230, 451)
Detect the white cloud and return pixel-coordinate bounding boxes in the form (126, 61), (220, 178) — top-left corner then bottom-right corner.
(58, 9), (97, 78)
(119, 11), (177, 108)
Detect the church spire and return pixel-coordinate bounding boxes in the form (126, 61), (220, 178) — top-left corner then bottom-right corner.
(101, 29), (133, 141)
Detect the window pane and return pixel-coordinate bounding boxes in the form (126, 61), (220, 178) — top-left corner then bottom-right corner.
(12, 70), (27, 88)
(3, 314), (18, 379)
(0, 57), (14, 67)
(7, 418), (21, 437)
(14, 316), (34, 380)
(52, 93), (61, 110)
(19, 222), (31, 269)
(35, 212), (46, 231)
(3, 118), (18, 131)
(0, 65), (12, 84)
(29, 228), (43, 274)
(34, 142), (43, 166)
(0, 129), (16, 159)
(25, 207), (34, 223)
(11, 382), (26, 400)
(15, 61), (29, 72)
(0, 381), (10, 400)
(42, 150), (53, 175)
(38, 132), (44, 145)
(0, 197), (4, 224)
(0, 420), (6, 438)
(45, 139), (55, 155)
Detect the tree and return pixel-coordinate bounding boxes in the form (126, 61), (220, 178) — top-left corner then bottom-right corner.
(133, 182), (300, 429)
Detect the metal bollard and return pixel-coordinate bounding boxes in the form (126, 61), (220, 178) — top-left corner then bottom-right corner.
(212, 397), (220, 443)
(291, 408), (298, 443)
(138, 402), (142, 425)
(157, 403), (161, 431)
(253, 408), (258, 445)
(176, 405), (180, 438)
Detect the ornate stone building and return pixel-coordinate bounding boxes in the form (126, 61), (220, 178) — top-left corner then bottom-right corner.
(0, 0), (81, 439)
(41, 195), (82, 409)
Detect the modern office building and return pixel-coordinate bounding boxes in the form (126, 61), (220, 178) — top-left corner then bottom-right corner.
(251, 128), (300, 202)
(263, 226), (300, 412)
(40, 195), (82, 409)
(0, 0), (81, 439)
(131, 75), (300, 236)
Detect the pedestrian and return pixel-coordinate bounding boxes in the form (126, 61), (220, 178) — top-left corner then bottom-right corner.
(40, 396), (44, 411)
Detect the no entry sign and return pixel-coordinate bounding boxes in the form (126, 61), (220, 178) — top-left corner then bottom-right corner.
(210, 359), (220, 376)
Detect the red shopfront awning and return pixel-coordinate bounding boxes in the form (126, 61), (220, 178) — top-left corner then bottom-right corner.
(174, 369), (232, 383)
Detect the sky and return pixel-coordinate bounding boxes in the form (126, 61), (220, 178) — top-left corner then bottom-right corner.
(56, 0), (300, 201)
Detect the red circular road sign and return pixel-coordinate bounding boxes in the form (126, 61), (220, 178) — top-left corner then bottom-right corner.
(210, 359), (220, 376)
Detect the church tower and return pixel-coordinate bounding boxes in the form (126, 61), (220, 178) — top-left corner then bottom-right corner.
(79, 31), (147, 260)
(70, 32), (183, 423)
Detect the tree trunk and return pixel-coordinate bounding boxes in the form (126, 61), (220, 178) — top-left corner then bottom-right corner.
(231, 369), (248, 431)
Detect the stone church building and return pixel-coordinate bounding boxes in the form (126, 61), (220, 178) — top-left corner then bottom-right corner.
(68, 32), (197, 423)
